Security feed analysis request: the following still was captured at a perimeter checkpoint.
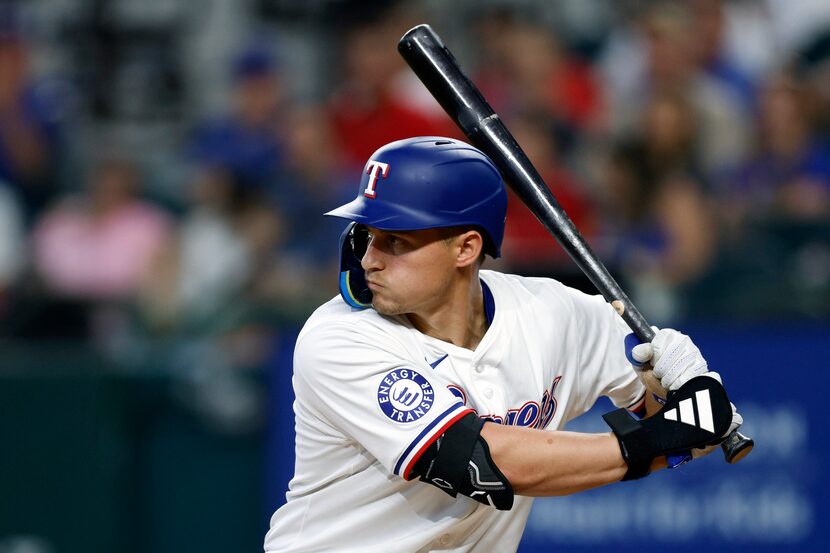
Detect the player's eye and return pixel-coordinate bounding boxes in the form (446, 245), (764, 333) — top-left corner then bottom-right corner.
(355, 228), (412, 257)
(386, 234), (413, 253)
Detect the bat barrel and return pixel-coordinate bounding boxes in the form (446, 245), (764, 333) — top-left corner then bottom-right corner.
(398, 25), (494, 143)
(399, 25), (654, 342)
(399, 23), (751, 464)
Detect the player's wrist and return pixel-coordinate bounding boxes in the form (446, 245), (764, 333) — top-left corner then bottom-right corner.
(603, 409), (654, 480)
(651, 456), (669, 472)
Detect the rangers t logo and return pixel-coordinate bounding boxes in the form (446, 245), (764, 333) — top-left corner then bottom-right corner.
(363, 160), (390, 198)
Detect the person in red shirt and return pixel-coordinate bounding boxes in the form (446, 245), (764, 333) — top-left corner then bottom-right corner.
(328, 13), (455, 168)
(473, 15), (605, 147)
(501, 114), (597, 276)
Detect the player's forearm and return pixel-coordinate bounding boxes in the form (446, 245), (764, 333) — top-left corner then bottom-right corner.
(481, 422), (663, 496)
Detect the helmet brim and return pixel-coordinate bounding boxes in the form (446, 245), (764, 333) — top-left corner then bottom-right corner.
(325, 196), (454, 231)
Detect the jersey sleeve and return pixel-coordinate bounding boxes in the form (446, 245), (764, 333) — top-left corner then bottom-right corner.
(565, 288), (646, 413)
(293, 320), (472, 480)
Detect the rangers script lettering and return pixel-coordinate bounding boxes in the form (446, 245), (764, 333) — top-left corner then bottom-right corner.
(449, 375), (561, 429)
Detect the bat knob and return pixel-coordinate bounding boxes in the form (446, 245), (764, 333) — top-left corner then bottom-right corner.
(721, 430), (754, 464)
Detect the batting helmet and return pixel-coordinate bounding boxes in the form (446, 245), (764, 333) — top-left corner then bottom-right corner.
(325, 136), (508, 308)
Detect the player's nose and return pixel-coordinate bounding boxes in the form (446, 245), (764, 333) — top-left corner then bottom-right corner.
(361, 239), (384, 272)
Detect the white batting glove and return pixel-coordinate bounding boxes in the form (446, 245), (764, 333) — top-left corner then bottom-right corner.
(630, 330), (744, 466)
(630, 328), (709, 392)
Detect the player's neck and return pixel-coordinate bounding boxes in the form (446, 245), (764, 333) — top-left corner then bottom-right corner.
(405, 270), (487, 350)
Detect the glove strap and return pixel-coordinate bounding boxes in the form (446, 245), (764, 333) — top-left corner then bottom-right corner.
(603, 408), (652, 480)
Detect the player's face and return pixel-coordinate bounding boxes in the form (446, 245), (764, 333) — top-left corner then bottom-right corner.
(360, 226), (459, 316)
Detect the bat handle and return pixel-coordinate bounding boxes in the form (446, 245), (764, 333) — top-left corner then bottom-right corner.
(721, 429), (754, 464)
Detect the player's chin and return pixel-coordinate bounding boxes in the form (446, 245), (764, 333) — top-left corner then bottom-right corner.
(371, 295), (407, 316)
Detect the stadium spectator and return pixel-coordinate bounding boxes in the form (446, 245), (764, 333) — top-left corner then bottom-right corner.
(600, 93), (717, 320)
(270, 107), (352, 273)
(689, 0), (757, 109)
(31, 156), (172, 301)
(501, 21), (605, 147)
(471, 13), (605, 160)
(188, 44), (287, 192)
(137, 165), (259, 332)
(328, 12), (452, 168)
(600, 1), (750, 178)
(232, 106), (356, 317)
(795, 29), (830, 138)
(469, 7), (516, 117)
(637, 90), (705, 183)
(0, 15), (64, 223)
(724, 71), (830, 223)
(500, 113), (598, 278)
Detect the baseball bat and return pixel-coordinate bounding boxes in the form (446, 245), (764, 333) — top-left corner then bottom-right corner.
(398, 24), (753, 464)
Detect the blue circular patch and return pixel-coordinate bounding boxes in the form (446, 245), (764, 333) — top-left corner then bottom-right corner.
(377, 368), (435, 423)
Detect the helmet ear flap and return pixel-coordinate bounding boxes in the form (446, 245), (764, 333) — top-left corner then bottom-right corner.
(338, 223), (372, 309)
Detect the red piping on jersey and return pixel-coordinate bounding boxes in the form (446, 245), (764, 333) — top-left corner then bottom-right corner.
(402, 408), (475, 481)
(629, 394), (647, 419)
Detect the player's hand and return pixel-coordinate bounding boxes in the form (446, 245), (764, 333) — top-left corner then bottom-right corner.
(604, 375), (738, 479)
(627, 331), (746, 467)
(630, 328), (709, 392)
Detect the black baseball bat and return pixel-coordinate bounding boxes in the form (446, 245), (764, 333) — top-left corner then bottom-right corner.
(398, 23), (753, 464)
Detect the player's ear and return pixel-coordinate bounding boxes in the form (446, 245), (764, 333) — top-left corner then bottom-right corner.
(455, 230), (483, 268)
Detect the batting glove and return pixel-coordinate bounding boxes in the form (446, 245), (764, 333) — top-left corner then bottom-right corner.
(626, 329), (744, 467)
(630, 328), (709, 392)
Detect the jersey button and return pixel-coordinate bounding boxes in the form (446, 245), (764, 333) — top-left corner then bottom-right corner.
(483, 388), (494, 399)
(475, 366), (484, 373)
(439, 534), (451, 545)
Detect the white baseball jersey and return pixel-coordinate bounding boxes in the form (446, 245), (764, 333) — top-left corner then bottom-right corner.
(265, 270), (645, 553)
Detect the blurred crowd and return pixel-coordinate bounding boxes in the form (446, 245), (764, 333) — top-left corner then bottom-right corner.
(0, 0), (829, 358)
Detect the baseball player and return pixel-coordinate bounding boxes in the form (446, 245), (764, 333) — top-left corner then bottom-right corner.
(265, 137), (742, 553)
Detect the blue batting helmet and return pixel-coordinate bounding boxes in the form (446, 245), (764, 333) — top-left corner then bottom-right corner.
(325, 136), (508, 308)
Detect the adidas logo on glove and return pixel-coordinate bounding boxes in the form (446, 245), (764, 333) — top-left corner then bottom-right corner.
(663, 389), (715, 433)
